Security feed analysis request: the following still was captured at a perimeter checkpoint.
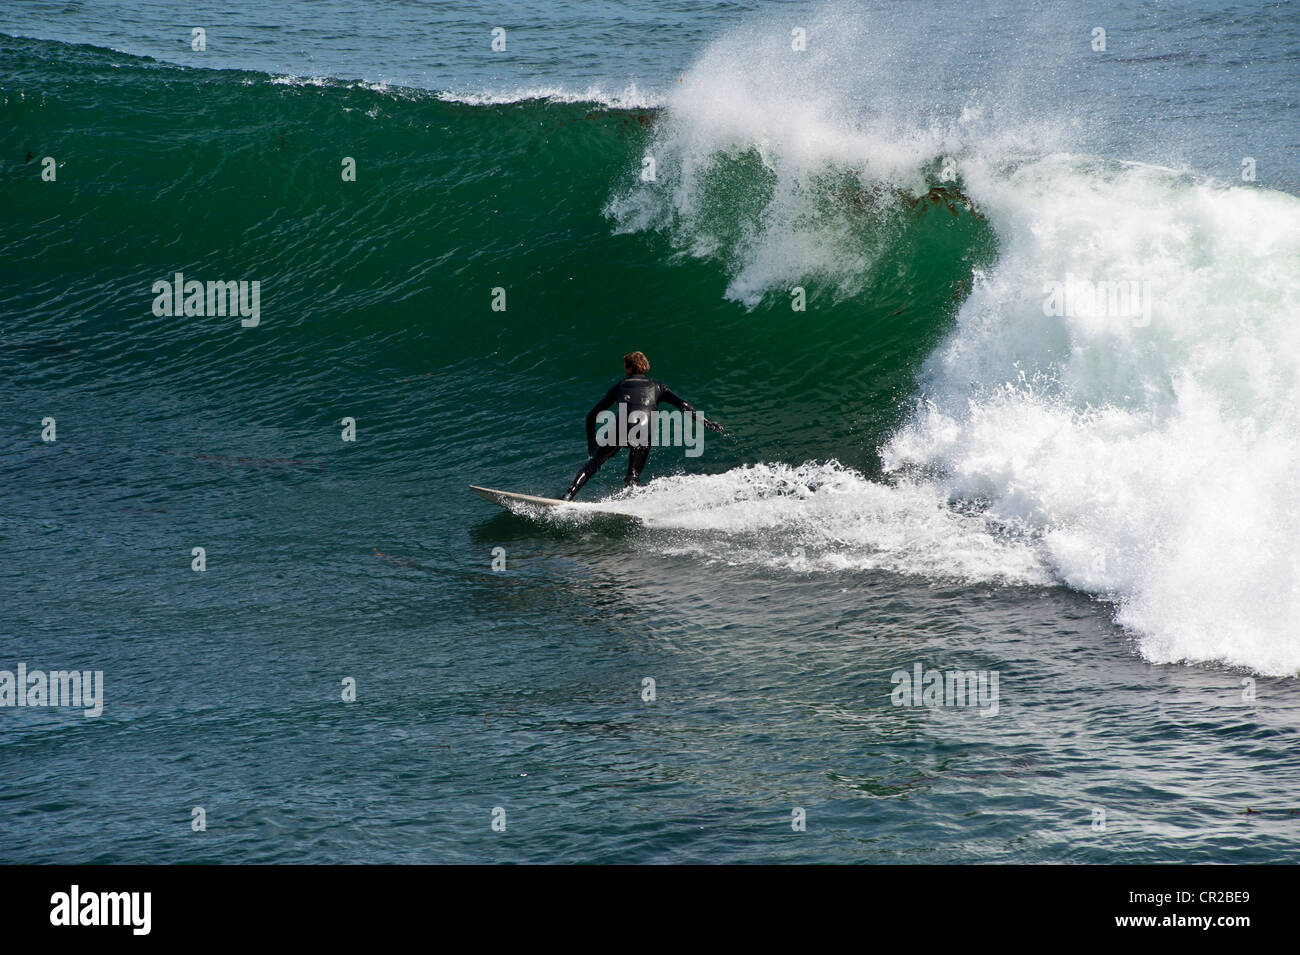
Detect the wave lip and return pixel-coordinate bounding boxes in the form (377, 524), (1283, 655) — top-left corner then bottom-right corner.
(435, 83), (663, 110)
(258, 74), (664, 109)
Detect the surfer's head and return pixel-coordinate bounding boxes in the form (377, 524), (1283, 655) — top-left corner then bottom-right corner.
(623, 351), (650, 374)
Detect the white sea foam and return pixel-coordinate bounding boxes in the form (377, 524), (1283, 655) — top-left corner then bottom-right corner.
(602, 463), (1051, 585)
(887, 162), (1300, 676)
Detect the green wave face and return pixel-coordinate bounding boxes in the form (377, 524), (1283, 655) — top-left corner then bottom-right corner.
(1, 33), (992, 474)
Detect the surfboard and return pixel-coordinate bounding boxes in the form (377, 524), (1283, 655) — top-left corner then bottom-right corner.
(469, 485), (643, 524)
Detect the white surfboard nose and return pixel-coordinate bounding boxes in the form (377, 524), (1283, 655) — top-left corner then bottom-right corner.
(469, 485), (642, 525)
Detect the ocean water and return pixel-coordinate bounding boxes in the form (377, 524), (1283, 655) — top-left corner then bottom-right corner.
(1, 0), (1298, 863)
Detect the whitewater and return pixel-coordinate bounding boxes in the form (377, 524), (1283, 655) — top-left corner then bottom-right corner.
(588, 12), (1300, 676)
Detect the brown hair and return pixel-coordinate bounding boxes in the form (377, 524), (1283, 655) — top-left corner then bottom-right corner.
(623, 351), (650, 374)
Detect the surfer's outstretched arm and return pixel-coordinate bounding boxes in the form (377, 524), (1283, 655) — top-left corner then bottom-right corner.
(660, 386), (726, 434)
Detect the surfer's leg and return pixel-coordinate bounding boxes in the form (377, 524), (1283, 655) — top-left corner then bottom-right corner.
(625, 446), (649, 487)
(563, 445), (620, 500)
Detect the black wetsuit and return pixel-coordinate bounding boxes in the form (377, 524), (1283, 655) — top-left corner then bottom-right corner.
(563, 374), (719, 500)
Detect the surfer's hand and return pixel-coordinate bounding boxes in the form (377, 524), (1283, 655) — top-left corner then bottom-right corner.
(704, 419), (727, 435)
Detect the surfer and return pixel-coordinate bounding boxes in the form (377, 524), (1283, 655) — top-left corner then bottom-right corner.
(562, 351), (724, 500)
